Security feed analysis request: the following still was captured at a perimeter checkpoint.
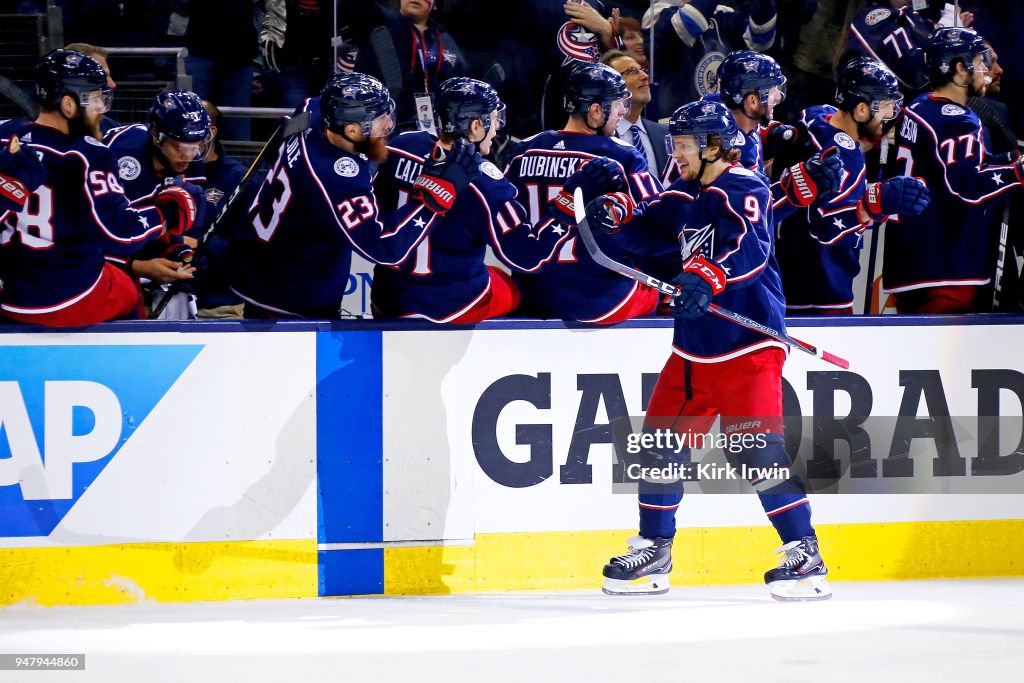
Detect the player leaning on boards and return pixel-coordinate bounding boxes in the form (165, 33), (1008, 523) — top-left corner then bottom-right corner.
(226, 73), (460, 319)
(504, 62), (665, 324)
(775, 57), (929, 315)
(596, 101), (830, 602)
(0, 49), (193, 327)
(883, 27), (1024, 313)
(371, 77), (577, 323)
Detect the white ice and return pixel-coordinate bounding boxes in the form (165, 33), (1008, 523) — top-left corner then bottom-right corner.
(2, 579), (1023, 682)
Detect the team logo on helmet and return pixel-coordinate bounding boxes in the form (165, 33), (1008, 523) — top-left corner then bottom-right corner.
(865, 8), (891, 26)
(941, 104), (966, 116)
(742, 60), (758, 73)
(701, 103), (718, 114)
(834, 132), (857, 150)
(118, 156), (141, 180)
(334, 156), (359, 177)
(695, 52), (726, 97)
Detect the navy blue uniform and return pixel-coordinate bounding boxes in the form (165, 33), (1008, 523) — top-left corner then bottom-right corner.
(227, 105), (437, 318)
(776, 105), (870, 311)
(844, 4), (931, 92)
(0, 120), (164, 315)
(371, 131), (572, 321)
(504, 130), (664, 322)
(672, 165), (786, 360)
(884, 94), (1022, 294)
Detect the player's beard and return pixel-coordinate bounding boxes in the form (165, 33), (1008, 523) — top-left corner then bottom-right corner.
(67, 108), (102, 141)
(355, 136), (389, 163)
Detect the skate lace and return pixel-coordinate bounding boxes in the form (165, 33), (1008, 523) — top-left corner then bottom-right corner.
(612, 545), (656, 570)
(776, 541), (810, 569)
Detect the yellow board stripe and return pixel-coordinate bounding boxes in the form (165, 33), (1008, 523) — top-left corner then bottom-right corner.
(0, 540), (318, 607)
(384, 520), (1024, 594)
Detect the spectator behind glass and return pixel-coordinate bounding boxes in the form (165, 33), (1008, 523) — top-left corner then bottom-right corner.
(601, 49), (668, 177)
(342, 0), (468, 133)
(0, 50), (172, 327)
(183, 0), (258, 141)
(64, 42), (119, 134)
(260, 1), (337, 110)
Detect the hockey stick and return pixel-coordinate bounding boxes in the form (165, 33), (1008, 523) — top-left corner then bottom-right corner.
(148, 112), (311, 319)
(573, 189), (850, 369)
(992, 203), (1012, 310)
(862, 131), (891, 314)
(483, 63), (506, 87)
(370, 26), (404, 99)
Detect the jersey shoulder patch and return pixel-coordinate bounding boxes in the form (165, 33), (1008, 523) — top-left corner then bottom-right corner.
(941, 103), (966, 117)
(334, 156), (360, 177)
(118, 155), (142, 180)
(610, 136), (633, 148)
(834, 131), (857, 150)
(84, 135), (105, 146)
(864, 8), (892, 25)
(480, 160), (504, 180)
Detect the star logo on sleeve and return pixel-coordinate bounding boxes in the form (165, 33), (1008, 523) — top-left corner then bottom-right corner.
(993, 174), (1005, 186)
(413, 216), (427, 229)
(833, 217), (846, 232)
(551, 223), (566, 235)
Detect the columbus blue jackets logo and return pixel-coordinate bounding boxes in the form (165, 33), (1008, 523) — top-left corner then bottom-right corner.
(695, 52), (726, 97)
(865, 8), (891, 25)
(118, 156), (142, 180)
(680, 223), (715, 261)
(334, 157), (359, 177)
(834, 132), (857, 150)
(480, 161), (503, 180)
(205, 187), (225, 204)
(941, 104), (966, 117)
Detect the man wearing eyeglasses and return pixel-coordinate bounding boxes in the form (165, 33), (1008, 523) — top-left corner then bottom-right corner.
(601, 50), (669, 181)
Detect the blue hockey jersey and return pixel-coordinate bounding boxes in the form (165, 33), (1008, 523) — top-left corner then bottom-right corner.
(504, 130), (664, 322)
(370, 131), (572, 321)
(226, 112), (437, 318)
(883, 94), (1021, 293)
(776, 105), (870, 310)
(844, 4), (931, 92)
(0, 120), (165, 315)
(671, 165), (787, 360)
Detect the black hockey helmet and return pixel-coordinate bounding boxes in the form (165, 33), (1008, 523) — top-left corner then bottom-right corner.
(36, 48), (111, 111)
(836, 57), (902, 121)
(717, 50), (786, 109)
(436, 77), (506, 138)
(925, 27), (989, 83)
(667, 99), (742, 153)
(562, 62), (631, 116)
(321, 72), (395, 138)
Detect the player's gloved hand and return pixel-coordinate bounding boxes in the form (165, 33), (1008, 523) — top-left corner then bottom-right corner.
(584, 192), (635, 234)
(857, 176), (930, 224)
(411, 139), (479, 214)
(762, 121), (798, 159)
(670, 255), (726, 320)
(779, 146), (842, 208)
(550, 157), (624, 221)
(163, 242), (195, 264)
(155, 179), (202, 236)
(0, 136), (46, 213)
(261, 38), (281, 73)
(988, 149), (1020, 166)
(1012, 154), (1024, 185)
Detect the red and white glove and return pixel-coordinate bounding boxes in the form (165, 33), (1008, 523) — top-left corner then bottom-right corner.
(779, 147), (842, 208)
(154, 183), (199, 236)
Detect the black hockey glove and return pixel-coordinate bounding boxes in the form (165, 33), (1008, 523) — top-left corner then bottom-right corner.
(550, 157), (624, 221)
(670, 256), (726, 320)
(857, 176), (929, 224)
(779, 146), (842, 208)
(584, 192), (635, 234)
(411, 140), (480, 215)
(762, 121), (798, 160)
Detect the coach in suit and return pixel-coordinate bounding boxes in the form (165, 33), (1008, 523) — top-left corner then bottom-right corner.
(602, 49), (668, 177)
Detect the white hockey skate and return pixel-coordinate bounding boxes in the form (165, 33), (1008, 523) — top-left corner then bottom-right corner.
(602, 535), (673, 595)
(764, 535), (832, 601)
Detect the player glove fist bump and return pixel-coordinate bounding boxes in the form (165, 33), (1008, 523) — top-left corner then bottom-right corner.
(550, 156), (624, 221)
(411, 139), (480, 214)
(857, 176), (929, 225)
(671, 255), (726, 319)
(779, 146), (842, 208)
(584, 192), (635, 234)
